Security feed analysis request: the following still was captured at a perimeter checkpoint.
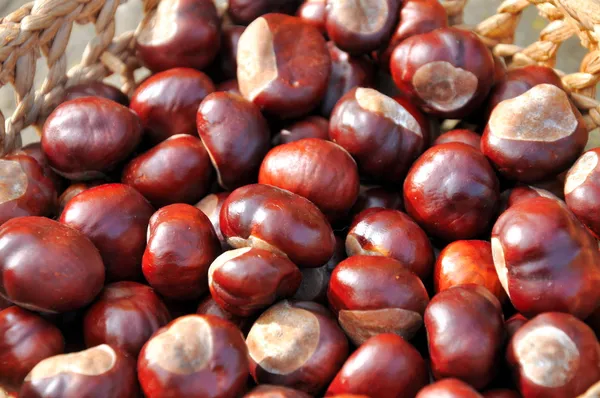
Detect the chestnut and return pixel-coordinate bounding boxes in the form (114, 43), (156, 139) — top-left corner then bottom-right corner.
(130, 68), (215, 144)
(228, 0), (302, 24)
(143, 204), (221, 300)
(507, 312), (600, 397)
(20, 345), (138, 398)
(0, 154), (56, 225)
(196, 92), (270, 190)
(138, 315), (249, 398)
(237, 13), (330, 118)
(0, 216), (104, 313)
(220, 184), (335, 268)
(579, 381), (600, 398)
(297, 0), (326, 36)
(501, 185), (558, 212)
(122, 134), (214, 207)
(326, 333), (428, 398)
(216, 79), (241, 95)
(10, 142), (65, 193)
(482, 84), (588, 182)
(434, 240), (507, 304)
(433, 129), (481, 149)
(320, 42), (375, 117)
(56, 180), (106, 215)
(64, 81), (129, 106)
(42, 97), (142, 181)
(492, 196), (600, 319)
(404, 142), (500, 241)
(136, 0), (221, 72)
(196, 296), (247, 329)
(245, 385), (312, 398)
(506, 313), (528, 339)
(327, 255), (429, 345)
(196, 192), (231, 250)
(83, 282), (171, 357)
(272, 115), (330, 145)
(246, 300), (349, 394)
(330, 87), (429, 184)
(351, 186), (404, 215)
(565, 148), (600, 238)
(60, 183), (154, 282)
(425, 285), (505, 389)
(416, 379), (484, 398)
(0, 307), (64, 389)
(390, 27), (495, 118)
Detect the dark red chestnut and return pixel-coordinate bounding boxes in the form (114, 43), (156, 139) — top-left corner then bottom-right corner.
(391, 27), (495, 118)
(245, 385), (311, 398)
(326, 333), (428, 398)
(425, 285), (505, 389)
(130, 68), (215, 144)
(143, 204), (221, 300)
(20, 345), (138, 398)
(56, 180), (106, 215)
(138, 315), (249, 398)
(330, 87), (429, 184)
(351, 186), (404, 215)
(122, 134), (213, 207)
(0, 216), (105, 313)
(297, 0), (326, 35)
(246, 300), (349, 394)
(492, 196), (600, 319)
(237, 13), (330, 118)
(42, 97), (142, 180)
(196, 296), (247, 329)
(565, 148), (600, 238)
(433, 129), (481, 149)
(404, 142), (500, 241)
(136, 0), (221, 72)
(64, 82), (129, 106)
(83, 282), (170, 357)
(272, 116), (330, 145)
(328, 255), (429, 345)
(501, 185), (558, 212)
(220, 184), (336, 268)
(196, 92), (270, 190)
(216, 79), (241, 94)
(60, 183), (154, 281)
(228, 0), (302, 24)
(196, 192), (231, 250)
(10, 142), (65, 193)
(482, 84), (588, 182)
(0, 307), (64, 389)
(507, 312), (600, 398)
(416, 379), (484, 398)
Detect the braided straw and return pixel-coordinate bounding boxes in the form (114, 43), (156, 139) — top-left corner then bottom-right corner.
(0, 0), (599, 156)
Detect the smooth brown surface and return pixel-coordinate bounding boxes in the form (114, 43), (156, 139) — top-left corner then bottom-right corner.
(416, 379), (483, 398)
(565, 148), (600, 238)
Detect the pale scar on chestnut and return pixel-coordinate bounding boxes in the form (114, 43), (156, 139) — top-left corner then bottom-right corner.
(0, 159), (28, 205)
(355, 88), (422, 137)
(196, 194), (219, 216)
(491, 238), (510, 299)
(26, 345), (117, 380)
(137, 0), (179, 45)
(338, 308), (422, 346)
(565, 151), (599, 195)
(246, 301), (320, 374)
(208, 247), (252, 286)
(331, 0), (388, 34)
(489, 84), (578, 142)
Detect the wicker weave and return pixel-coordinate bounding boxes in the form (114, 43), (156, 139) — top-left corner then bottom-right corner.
(0, 0), (599, 156)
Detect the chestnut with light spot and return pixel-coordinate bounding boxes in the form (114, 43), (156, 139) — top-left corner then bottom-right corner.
(416, 379), (484, 398)
(228, 0), (302, 24)
(20, 345), (138, 398)
(195, 192), (231, 250)
(237, 13), (330, 118)
(565, 149), (600, 238)
(327, 255), (429, 345)
(245, 385), (312, 398)
(482, 84), (588, 182)
(136, 0), (221, 72)
(63, 81), (129, 106)
(297, 0), (327, 35)
(330, 87), (429, 184)
(433, 129), (481, 149)
(246, 300), (349, 394)
(272, 116), (330, 145)
(492, 196), (600, 319)
(507, 312), (600, 398)
(390, 27), (495, 119)
(138, 315), (249, 398)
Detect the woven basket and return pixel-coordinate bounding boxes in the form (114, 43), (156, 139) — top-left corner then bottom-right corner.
(0, 0), (599, 157)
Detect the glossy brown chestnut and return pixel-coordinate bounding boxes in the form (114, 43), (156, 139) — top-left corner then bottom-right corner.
(434, 240), (507, 304)
(272, 116), (330, 145)
(346, 208), (433, 280)
(143, 204), (221, 300)
(196, 92), (270, 190)
(247, 300), (349, 394)
(433, 129), (481, 149)
(195, 192), (231, 250)
(60, 183), (154, 281)
(482, 84), (588, 182)
(565, 148), (600, 238)
(416, 379), (484, 398)
(237, 13), (330, 118)
(138, 315), (249, 398)
(220, 184), (335, 268)
(0, 307), (64, 389)
(63, 82), (129, 106)
(507, 312), (600, 398)
(482, 390), (521, 398)
(122, 134), (214, 207)
(0, 216), (105, 313)
(0, 154), (56, 225)
(10, 142), (65, 193)
(42, 97), (142, 180)
(390, 27), (495, 118)
(330, 87), (429, 184)
(425, 285), (505, 389)
(297, 0), (326, 35)
(404, 142), (500, 241)
(228, 0), (302, 23)
(130, 68), (215, 144)
(328, 255), (429, 345)
(492, 196), (600, 319)
(136, 0), (221, 72)
(56, 180), (106, 215)
(216, 79), (241, 94)
(20, 345), (138, 398)
(326, 333), (428, 398)
(351, 186), (404, 215)
(320, 42), (375, 117)
(500, 185), (558, 213)
(196, 296), (247, 329)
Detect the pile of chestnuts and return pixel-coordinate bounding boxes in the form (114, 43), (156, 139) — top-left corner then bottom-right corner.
(1, 0), (600, 397)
